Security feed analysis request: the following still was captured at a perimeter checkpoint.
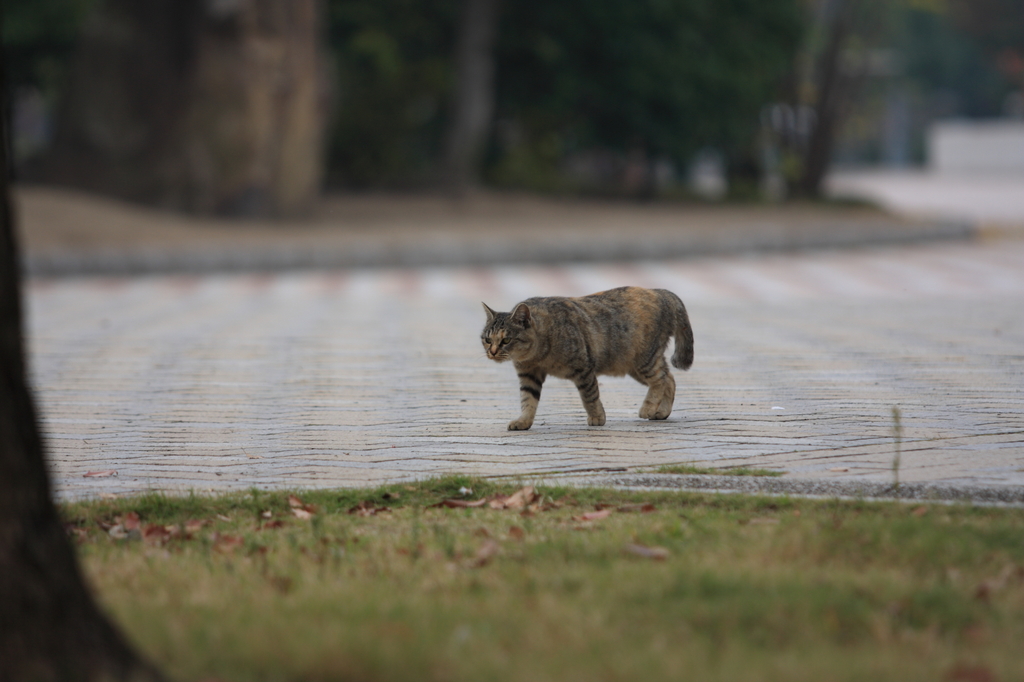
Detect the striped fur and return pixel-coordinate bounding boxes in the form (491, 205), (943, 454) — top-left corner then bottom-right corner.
(481, 286), (694, 430)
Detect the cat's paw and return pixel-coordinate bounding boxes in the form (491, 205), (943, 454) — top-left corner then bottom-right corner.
(587, 413), (606, 426)
(640, 396), (673, 420)
(508, 418), (533, 431)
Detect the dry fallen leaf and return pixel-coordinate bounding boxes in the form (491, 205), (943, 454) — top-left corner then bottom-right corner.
(107, 525), (129, 540)
(468, 539), (500, 568)
(142, 524), (172, 544)
(211, 533), (245, 553)
(573, 509), (613, 522)
(347, 501), (390, 517)
(121, 512), (141, 532)
(624, 543), (670, 561)
(912, 506), (929, 517)
(84, 470), (117, 478)
(262, 519), (287, 530)
(508, 525), (526, 540)
(185, 519), (209, 533)
(291, 508), (314, 520)
(430, 498), (488, 509)
(288, 495), (305, 508)
(828, 467), (849, 472)
(617, 503), (658, 513)
(490, 486), (538, 510)
(63, 524), (89, 542)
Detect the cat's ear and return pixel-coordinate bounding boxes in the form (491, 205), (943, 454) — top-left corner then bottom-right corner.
(482, 302), (497, 323)
(510, 303), (531, 327)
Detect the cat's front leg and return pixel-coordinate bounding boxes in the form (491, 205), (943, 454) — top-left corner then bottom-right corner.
(509, 370), (546, 431)
(573, 371), (606, 426)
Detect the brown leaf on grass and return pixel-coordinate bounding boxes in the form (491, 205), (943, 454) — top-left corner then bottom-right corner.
(617, 503), (658, 513)
(185, 519), (209, 533)
(261, 519), (287, 530)
(107, 525), (130, 540)
(347, 500), (390, 517)
(121, 512), (141, 531)
(211, 533), (245, 553)
(64, 524), (89, 543)
(287, 495), (318, 516)
(489, 486), (538, 510)
(142, 524), (172, 544)
(430, 498), (488, 509)
(508, 525), (525, 540)
(468, 539), (500, 568)
(261, 510), (273, 519)
(912, 505), (929, 517)
(624, 543), (671, 561)
(944, 663), (996, 682)
(84, 470), (117, 478)
(573, 509), (612, 522)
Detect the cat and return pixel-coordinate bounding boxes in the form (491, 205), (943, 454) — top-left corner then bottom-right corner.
(481, 286), (693, 430)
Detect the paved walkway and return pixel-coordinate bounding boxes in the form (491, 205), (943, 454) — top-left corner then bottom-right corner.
(827, 169), (1024, 231)
(28, 238), (1024, 501)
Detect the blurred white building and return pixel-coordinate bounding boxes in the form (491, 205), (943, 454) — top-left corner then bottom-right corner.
(928, 120), (1024, 175)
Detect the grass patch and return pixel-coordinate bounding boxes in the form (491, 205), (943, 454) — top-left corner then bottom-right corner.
(655, 463), (785, 477)
(64, 477), (1024, 682)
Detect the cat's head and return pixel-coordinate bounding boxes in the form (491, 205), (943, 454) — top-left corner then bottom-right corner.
(481, 302), (534, 362)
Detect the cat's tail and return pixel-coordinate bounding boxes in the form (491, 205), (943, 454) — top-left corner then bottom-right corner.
(665, 290), (694, 371)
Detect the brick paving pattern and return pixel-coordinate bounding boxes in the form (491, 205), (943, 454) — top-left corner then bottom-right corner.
(28, 238), (1024, 500)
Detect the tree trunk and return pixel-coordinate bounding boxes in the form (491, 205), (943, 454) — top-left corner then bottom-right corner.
(443, 0), (501, 195)
(0, 58), (167, 682)
(796, 1), (854, 198)
(46, 0), (326, 217)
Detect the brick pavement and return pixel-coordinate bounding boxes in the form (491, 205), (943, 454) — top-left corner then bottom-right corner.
(27, 238), (1024, 501)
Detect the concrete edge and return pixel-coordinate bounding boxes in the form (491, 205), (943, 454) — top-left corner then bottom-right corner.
(23, 219), (974, 278)
(531, 473), (1024, 507)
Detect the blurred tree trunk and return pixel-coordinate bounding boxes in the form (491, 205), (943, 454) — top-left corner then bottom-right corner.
(796, 1), (855, 198)
(46, 0), (326, 217)
(443, 0), (501, 195)
(0, 63), (166, 682)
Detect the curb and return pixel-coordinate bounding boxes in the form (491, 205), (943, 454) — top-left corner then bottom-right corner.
(24, 218), (973, 277)
(537, 473), (1024, 506)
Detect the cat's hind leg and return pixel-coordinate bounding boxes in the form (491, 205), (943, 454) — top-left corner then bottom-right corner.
(573, 370), (606, 426)
(509, 370), (546, 430)
(632, 355), (675, 420)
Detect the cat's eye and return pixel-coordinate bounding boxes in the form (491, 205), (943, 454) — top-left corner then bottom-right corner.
(500, 338), (511, 345)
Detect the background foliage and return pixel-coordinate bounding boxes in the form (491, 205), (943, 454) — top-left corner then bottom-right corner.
(4, 0), (1020, 194)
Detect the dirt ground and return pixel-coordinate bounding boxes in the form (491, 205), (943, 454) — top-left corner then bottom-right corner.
(15, 184), (930, 262)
